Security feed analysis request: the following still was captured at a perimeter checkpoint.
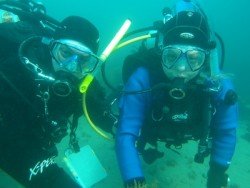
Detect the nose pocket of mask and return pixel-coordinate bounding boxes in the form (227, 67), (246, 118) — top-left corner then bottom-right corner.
(61, 55), (79, 72)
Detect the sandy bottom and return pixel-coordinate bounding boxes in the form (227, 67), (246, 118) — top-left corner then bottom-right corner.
(0, 106), (249, 188)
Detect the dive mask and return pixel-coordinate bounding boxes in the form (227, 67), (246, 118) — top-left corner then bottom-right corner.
(50, 39), (100, 78)
(162, 45), (208, 71)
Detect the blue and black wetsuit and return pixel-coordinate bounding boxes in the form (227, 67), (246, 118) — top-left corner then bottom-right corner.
(115, 50), (238, 182)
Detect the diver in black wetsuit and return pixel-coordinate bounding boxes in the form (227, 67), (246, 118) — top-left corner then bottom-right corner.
(0, 1), (113, 187)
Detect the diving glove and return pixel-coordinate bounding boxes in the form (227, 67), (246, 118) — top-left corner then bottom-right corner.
(142, 148), (164, 164)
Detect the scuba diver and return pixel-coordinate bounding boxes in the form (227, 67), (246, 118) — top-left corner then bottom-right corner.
(115, 0), (238, 187)
(0, 0), (113, 187)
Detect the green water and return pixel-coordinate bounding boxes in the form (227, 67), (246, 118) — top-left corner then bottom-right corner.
(1, 0), (250, 187)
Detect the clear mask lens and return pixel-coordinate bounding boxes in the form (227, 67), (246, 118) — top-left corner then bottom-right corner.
(162, 46), (207, 71)
(186, 49), (206, 71)
(51, 40), (99, 77)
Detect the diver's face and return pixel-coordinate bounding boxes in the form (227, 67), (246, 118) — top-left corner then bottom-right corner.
(51, 39), (99, 79)
(161, 44), (208, 82)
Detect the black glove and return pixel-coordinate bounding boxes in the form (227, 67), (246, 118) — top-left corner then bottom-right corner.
(207, 162), (229, 188)
(141, 148), (164, 164)
(124, 177), (147, 188)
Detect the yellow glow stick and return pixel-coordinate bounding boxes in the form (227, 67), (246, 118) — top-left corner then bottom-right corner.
(99, 19), (131, 62)
(79, 19), (132, 140)
(79, 19), (131, 93)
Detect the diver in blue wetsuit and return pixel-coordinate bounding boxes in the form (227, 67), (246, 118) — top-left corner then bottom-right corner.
(116, 1), (238, 188)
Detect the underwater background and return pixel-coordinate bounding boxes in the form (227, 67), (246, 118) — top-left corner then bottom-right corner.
(0, 0), (250, 187)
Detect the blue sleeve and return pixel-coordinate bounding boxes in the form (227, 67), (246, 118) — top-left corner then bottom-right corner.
(116, 67), (151, 181)
(210, 78), (238, 167)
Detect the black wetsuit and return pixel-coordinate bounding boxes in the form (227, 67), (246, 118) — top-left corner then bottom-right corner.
(0, 21), (111, 188)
